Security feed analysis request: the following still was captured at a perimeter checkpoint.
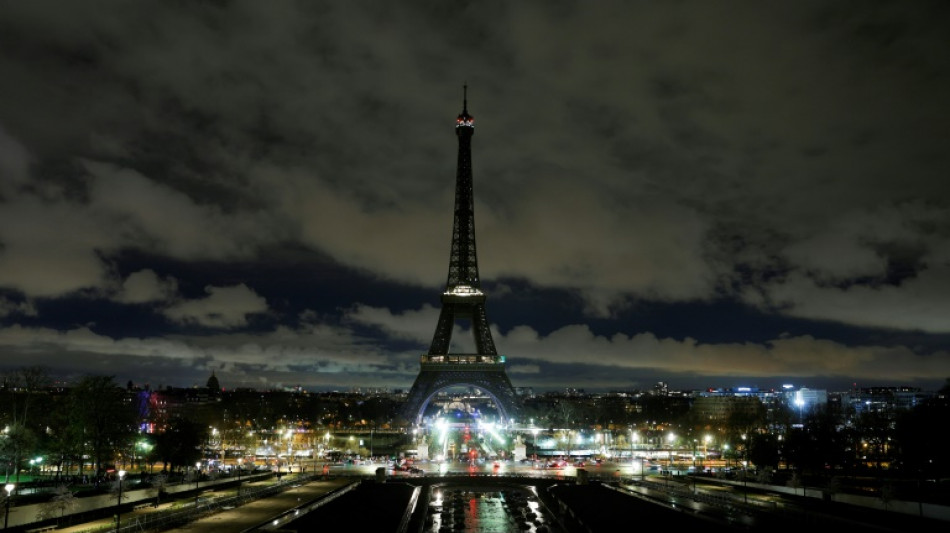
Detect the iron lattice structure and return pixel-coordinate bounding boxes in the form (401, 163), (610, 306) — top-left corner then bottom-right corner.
(401, 88), (521, 425)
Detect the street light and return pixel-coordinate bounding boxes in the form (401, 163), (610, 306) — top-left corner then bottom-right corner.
(531, 427), (539, 461)
(4, 483), (14, 530)
(666, 432), (676, 466)
(28, 457), (43, 480)
(666, 433), (676, 487)
(629, 430), (637, 465)
(283, 429), (293, 473)
(236, 458), (243, 495)
(795, 393), (805, 426)
(702, 435), (711, 470)
(741, 434), (748, 504)
(194, 462), (201, 507)
(210, 428), (218, 462)
(629, 430), (641, 481)
(116, 470), (126, 531)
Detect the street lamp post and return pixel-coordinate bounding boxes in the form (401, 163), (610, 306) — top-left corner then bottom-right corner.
(4, 483), (14, 530)
(629, 430), (640, 480)
(283, 429), (293, 474)
(136, 440), (153, 473)
(236, 458), (243, 495)
(629, 429), (634, 465)
(531, 427), (539, 461)
(115, 470), (126, 531)
(194, 462), (201, 507)
(29, 457), (43, 480)
(666, 432), (675, 467)
(741, 434), (748, 504)
(795, 394), (805, 426)
(210, 428), (218, 464)
(666, 432), (675, 487)
(702, 435), (711, 471)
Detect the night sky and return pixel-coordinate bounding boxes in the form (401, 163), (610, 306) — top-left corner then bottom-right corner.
(1, 1), (948, 393)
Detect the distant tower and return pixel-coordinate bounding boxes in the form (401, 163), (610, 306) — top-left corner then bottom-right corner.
(401, 87), (521, 426)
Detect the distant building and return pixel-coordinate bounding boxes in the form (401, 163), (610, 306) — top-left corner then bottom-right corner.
(690, 395), (765, 423)
(840, 386), (934, 416)
(206, 371), (221, 395)
(784, 386), (828, 417)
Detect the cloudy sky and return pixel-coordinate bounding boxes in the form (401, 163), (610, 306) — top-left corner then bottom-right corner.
(0, 1), (948, 394)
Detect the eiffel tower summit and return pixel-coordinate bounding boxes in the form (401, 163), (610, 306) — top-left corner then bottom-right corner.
(401, 87), (522, 426)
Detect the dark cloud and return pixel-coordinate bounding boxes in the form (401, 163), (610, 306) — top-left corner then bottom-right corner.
(0, 0), (947, 392)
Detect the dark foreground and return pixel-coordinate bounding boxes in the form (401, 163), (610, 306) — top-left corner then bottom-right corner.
(267, 475), (948, 533)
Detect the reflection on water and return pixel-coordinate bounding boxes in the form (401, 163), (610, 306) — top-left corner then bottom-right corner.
(423, 486), (555, 533)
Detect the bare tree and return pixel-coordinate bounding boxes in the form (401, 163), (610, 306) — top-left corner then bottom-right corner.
(150, 474), (168, 506)
(36, 484), (77, 521)
(14, 366), (52, 425)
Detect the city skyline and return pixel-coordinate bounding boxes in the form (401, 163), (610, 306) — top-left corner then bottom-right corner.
(0, 2), (948, 393)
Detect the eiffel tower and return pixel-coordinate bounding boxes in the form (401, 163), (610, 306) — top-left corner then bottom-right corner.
(401, 87), (522, 426)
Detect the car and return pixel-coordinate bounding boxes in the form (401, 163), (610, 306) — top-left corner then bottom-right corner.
(408, 466), (424, 474)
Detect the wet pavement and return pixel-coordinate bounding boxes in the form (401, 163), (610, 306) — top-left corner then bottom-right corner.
(422, 486), (560, 533)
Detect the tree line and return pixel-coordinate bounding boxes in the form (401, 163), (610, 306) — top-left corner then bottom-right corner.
(3, 366), (949, 490)
(1, 368), (208, 484)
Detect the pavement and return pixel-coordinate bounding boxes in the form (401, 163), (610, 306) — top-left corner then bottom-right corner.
(162, 478), (353, 533)
(53, 477), (353, 533)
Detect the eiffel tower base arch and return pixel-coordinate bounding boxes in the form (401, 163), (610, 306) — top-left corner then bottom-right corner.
(401, 358), (522, 426)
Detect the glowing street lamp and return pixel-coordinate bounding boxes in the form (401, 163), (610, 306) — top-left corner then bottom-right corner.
(237, 457), (244, 490)
(4, 483), (15, 530)
(136, 440), (153, 472)
(194, 462), (201, 507)
(283, 429), (293, 473)
(741, 434), (749, 503)
(666, 432), (676, 465)
(629, 430), (638, 464)
(29, 457), (43, 479)
(531, 426), (539, 460)
(115, 470), (126, 530)
(702, 435), (711, 469)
